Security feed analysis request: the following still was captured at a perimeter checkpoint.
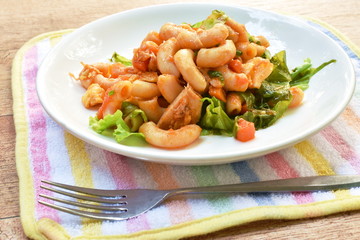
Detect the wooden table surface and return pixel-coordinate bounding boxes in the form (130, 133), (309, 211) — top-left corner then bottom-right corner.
(1, 0), (359, 239)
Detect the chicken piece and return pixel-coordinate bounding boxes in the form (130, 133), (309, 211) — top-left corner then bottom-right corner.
(81, 83), (105, 108)
(157, 85), (202, 130)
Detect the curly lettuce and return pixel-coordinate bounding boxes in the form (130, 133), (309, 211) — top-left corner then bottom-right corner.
(199, 97), (234, 136)
(89, 108), (146, 146)
(191, 10), (228, 29)
(110, 52), (132, 66)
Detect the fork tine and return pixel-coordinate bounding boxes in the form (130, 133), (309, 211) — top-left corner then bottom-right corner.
(38, 200), (129, 221)
(39, 194), (127, 211)
(41, 180), (126, 197)
(41, 185), (127, 204)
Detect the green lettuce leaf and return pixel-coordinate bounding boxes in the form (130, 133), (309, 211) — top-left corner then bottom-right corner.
(89, 110), (123, 134)
(109, 52), (132, 66)
(290, 58), (336, 90)
(121, 102), (148, 132)
(266, 50), (292, 83)
(89, 110), (145, 145)
(199, 97), (234, 136)
(191, 10), (228, 29)
(240, 100), (291, 130)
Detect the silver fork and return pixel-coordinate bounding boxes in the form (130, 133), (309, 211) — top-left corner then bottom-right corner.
(39, 175), (360, 221)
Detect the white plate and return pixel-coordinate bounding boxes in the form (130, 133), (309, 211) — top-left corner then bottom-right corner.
(36, 3), (355, 165)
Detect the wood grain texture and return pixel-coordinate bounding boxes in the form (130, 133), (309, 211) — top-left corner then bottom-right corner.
(1, 0), (359, 239)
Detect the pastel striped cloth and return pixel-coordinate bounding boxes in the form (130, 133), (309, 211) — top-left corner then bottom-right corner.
(12, 18), (360, 240)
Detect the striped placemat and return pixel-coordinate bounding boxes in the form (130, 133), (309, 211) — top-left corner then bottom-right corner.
(12, 18), (360, 240)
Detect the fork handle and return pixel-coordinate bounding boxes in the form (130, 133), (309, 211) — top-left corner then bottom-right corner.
(167, 175), (360, 195)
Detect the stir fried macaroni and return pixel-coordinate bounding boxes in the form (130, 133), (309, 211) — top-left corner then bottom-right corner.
(73, 10), (335, 148)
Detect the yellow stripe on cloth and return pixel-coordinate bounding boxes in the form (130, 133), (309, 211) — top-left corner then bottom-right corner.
(295, 141), (351, 199)
(12, 35), (42, 240)
(64, 132), (102, 236)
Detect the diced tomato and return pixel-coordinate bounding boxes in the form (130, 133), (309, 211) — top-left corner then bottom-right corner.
(229, 59), (243, 73)
(235, 118), (255, 142)
(209, 85), (227, 102)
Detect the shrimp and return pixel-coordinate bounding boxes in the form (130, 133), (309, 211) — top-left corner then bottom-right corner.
(159, 22), (229, 49)
(139, 121), (201, 149)
(157, 85), (202, 130)
(97, 80), (132, 119)
(157, 37), (180, 77)
(196, 40), (236, 68)
(75, 62), (125, 89)
(289, 86), (304, 108)
(81, 83), (105, 108)
(174, 49), (208, 93)
(74, 62), (153, 90)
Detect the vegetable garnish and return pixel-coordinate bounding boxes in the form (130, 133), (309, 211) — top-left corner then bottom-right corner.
(191, 10), (228, 29)
(208, 70), (225, 82)
(110, 52), (133, 66)
(90, 109), (146, 145)
(200, 97), (234, 136)
(290, 59), (336, 90)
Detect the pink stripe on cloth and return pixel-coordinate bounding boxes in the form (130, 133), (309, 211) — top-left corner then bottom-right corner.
(266, 152), (314, 204)
(104, 151), (151, 232)
(322, 126), (360, 173)
(23, 46), (60, 221)
(105, 152), (136, 189)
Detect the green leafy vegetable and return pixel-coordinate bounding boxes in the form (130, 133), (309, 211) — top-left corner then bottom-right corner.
(254, 51), (293, 109)
(266, 50), (292, 83)
(121, 102), (148, 132)
(290, 58), (336, 90)
(248, 35), (261, 45)
(236, 51), (335, 130)
(191, 10), (228, 29)
(236, 50), (243, 57)
(110, 52), (133, 66)
(207, 70), (224, 82)
(90, 110), (123, 134)
(240, 100), (291, 130)
(199, 97), (234, 136)
(89, 110), (145, 145)
(261, 49), (272, 59)
(236, 51), (293, 129)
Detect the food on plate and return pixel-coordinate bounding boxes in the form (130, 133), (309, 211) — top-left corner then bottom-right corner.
(72, 10), (335, 149)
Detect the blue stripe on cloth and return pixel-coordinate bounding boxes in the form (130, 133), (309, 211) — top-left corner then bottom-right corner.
(231, 161), (274, 206)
